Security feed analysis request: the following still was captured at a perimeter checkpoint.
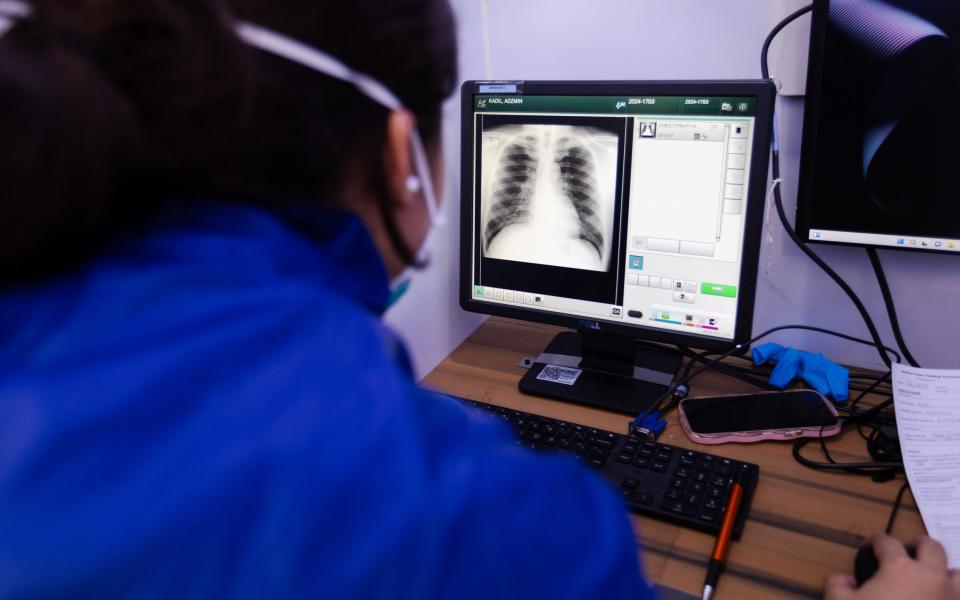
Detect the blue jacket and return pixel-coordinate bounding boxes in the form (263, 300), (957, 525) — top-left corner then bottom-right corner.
(0, 202), (652, 598)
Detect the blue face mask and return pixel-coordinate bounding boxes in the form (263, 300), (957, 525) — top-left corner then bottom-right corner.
(234, 22), (446, 307)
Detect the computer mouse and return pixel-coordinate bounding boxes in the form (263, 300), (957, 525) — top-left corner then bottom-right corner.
(853, 545), (917, 587)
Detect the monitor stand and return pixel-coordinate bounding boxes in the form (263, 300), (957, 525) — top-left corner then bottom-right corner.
(518, 327), (682, 415)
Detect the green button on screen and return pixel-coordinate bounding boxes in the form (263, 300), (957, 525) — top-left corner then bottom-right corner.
(701, 282), (737, 298)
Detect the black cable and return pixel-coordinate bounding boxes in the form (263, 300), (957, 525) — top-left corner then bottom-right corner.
(771, 178), (893, 369)
(634, 342), (775, 396)
(676, 347), (775, 391)
(791, 439), (901, 472)
(629, 323), (901, 434)
(885, 481), (911, 534)
(851, 372), (892, 409)
(760, 4), (816, 80)
(762, 4), (893, 370)
(867, 248), (921, 367)
(793, 410), (902, 477)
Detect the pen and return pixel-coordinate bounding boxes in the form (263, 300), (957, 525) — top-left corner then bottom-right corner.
(702, 475), (744, 600)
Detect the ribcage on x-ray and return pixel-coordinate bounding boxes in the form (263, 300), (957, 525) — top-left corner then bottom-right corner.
(481, 124), (614, 271)
(554, 139), (604, 260)
(484, 137), (539, 250)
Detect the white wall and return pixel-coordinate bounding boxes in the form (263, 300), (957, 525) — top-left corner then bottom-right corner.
(388, 0), (960, 377)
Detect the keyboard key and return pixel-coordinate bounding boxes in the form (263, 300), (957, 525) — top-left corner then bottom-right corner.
(460, 398), (758, 537)
(698, 510), (719, 524)
(597, 431), (618, 444)
(662, 500), (695, 516)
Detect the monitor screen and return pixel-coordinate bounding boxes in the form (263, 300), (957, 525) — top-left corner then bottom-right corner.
(797, 0), (960, 254)
(459, 81), (775, 350)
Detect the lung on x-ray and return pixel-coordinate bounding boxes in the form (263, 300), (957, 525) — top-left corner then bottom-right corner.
(480, 122), (620, 272)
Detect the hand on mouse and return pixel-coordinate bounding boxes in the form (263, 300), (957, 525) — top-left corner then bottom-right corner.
(825, 535), (960, 600)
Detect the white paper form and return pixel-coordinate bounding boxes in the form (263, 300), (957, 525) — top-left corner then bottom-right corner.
(892, 363), (960, 568)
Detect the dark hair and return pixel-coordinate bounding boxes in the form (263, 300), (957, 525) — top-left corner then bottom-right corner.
(0, 0), (457, 282)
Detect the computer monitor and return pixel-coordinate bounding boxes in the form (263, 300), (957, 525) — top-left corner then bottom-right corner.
(459, 80), (775, 414)
(796, 0), (960, 254)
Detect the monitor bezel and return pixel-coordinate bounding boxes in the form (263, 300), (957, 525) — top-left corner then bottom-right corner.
(459, 79), (776, 352)
(795, 0), (960, 256)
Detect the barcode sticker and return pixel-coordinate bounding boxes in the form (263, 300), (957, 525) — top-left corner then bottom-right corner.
(536, 365), (583, 386)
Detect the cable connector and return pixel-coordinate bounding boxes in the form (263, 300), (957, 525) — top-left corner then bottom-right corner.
(629, 410), (668, 441)
(672, 384), (689, 402)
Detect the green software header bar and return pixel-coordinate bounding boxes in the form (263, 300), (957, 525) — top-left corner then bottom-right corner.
(475, 95), (756, 116)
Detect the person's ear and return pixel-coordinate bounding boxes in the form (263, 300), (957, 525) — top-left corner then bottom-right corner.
(382, 109), (419, 209)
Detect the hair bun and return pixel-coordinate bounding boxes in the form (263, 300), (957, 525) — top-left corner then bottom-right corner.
(0, 14), (142, 282)
(0, 0), (248, 282)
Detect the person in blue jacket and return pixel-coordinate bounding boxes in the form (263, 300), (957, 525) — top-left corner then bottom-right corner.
(2, 2), (954, 599)
(0, 1), (653, 597)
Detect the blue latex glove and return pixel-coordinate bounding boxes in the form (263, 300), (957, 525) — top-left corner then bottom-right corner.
(752, 342), (849, 401)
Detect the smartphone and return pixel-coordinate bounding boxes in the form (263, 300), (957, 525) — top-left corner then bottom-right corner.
(677, 389), (841, 445)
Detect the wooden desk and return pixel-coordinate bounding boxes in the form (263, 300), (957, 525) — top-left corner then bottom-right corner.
(423, 317), (924, 600)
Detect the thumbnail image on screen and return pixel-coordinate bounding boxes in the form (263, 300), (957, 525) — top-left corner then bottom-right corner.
(480, 117), (622, 272)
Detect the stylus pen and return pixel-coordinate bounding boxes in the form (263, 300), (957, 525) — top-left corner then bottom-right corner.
(702, 475), (745, 600)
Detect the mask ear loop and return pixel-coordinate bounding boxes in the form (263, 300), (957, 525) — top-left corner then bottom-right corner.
(235, 21), (443, 268)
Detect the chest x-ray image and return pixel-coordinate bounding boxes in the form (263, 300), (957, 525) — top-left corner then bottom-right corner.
(480, 121), (621, 272)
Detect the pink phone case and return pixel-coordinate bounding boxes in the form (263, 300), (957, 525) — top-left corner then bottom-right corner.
(677, 390), (842, 445)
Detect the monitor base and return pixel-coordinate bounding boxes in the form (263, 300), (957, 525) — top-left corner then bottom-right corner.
(518, 330), (682, 415)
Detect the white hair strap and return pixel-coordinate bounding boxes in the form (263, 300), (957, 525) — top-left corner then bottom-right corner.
(234, 20), (444, 232)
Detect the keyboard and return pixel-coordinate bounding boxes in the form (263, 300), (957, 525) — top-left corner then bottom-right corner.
(461, 398), (759, 537)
